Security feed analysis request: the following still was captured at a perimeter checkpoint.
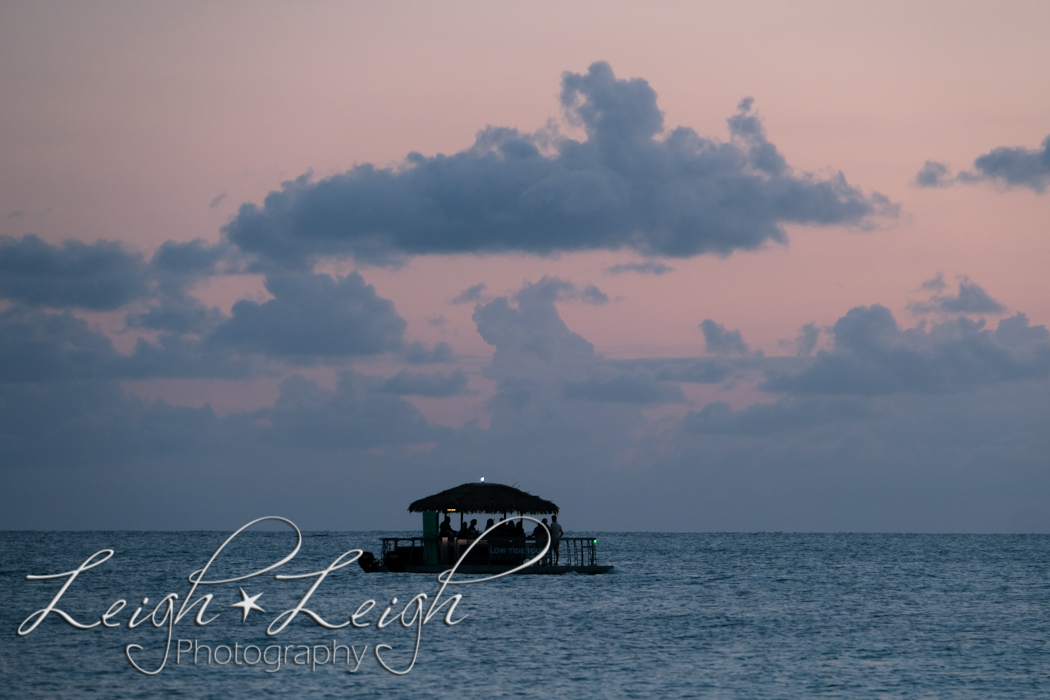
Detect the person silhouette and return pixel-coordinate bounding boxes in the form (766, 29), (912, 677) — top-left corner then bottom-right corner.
(549, 514), (564, 565)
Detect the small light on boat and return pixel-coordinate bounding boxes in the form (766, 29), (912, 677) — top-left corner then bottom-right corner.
(480, 477), (485, 482)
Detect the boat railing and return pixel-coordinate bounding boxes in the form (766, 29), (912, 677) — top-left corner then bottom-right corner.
(380, 535), (600, 568)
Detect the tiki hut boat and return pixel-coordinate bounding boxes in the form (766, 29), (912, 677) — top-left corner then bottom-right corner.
(359, 482), (613, 575)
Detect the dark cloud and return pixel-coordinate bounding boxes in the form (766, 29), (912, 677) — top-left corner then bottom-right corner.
(700, 319), (751, 356)
(515, 276), (609, 306)
(209, 271), (405, 359)
(564, 369), (683, 404)
(262, 372), (442, 448)
(115, 333), (255, 379)
(614, 357), (732, 384)
(606, 260), (674, 275)
(0, 304), (255, 382)
(967, 134), (1050, 192)
(684, 397), (869, 435)
(920, 135), (1050, 193)
(763, 305), (1050, 395)
(128, 295), (225, 335)
(0, 306), (116, 383)
(209, 192), (227, 208)
(0, 234), (150, 310)
(404, 340), (453, 364)
(223, 62), (895, 268)
(910, 276), (1006, 315)
(150, 238), (229, 277)
(381, 369), (468, 397)
(475, 279), (642, 406)
(915, 160), (953, 188)
(0, 378), (228, 471)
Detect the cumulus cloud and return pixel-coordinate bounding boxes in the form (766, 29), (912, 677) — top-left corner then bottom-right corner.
(404, 340), (453, 364)
(474, 278), (679, 408)
(514, 276), (609, 306)
(209, 271), (405, 359)
(910, 275), (1006, 315)
(763, 305), (1050, 395)
(700, 319), (752, 356)
(919, 134), (1050, 193)
(223, 62), (895, 268)
(606, 260), (674, 276)
(262, 372), (443, 448)
(914, 160), (954, 188)
(965, 134), (1050, 192)
(0, 234), (150, 310)
(381, 369), (469, 397)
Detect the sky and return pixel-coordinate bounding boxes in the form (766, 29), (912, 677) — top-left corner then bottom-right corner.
(1, 1), (1048, 532)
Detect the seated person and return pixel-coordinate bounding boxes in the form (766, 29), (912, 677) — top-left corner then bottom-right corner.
(467, 519), (480, 537)
(438, 515), (455, 538)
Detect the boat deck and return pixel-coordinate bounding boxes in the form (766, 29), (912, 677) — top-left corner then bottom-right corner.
(379, 535), (612, 575)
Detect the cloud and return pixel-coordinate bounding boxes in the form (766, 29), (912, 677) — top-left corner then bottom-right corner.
(684, 397), (869, 435)
(763, 305), (1050, 395)
(700, 319), (751, 356)
(966, 134), (1050, 192)
(0, 304), (255, 382)
(209, 192), (227, 208)
(611, 357), (732, 384)
(381, 369), (469, 397)
(919, 135), (1050, 193)
(223, 62), (895, 268)
(0, 306), (116, 383)
(452, 283), (486, 304)
(564, 369), (684, 404)
(404, 340), (453, 364)
(209, 271), (405, 359)
(910, 276), (1006, 315)
(606, 260), (674, 275)
(0, 234), (150, 310)
(513, 276), (609, 306)
(262, 372), (443, 448)
(796, 323), (820, 357)
(474, 278), (677, 407)
(914, 160), (953, 188)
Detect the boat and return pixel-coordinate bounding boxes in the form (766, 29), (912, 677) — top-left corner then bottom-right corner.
(359, 482), (613, 575)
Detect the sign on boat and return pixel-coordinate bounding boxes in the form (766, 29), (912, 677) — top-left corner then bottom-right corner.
(358, 482), (613, 575)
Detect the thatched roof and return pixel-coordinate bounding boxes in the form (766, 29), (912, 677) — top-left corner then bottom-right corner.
(408, 482), (559, 515)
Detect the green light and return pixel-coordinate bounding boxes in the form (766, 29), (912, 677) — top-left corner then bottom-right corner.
(593, 539), (597, 544)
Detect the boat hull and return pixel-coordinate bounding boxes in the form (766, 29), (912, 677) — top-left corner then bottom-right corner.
(376, 564), (613, 575)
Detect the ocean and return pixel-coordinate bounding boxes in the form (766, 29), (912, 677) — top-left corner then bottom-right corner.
(2, 530), (1048, 698)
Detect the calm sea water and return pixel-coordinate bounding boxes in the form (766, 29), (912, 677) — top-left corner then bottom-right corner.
(2, 531), (1048, 698)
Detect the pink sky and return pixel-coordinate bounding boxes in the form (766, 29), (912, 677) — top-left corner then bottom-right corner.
(2, 2), (1048, 530)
